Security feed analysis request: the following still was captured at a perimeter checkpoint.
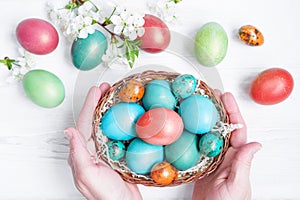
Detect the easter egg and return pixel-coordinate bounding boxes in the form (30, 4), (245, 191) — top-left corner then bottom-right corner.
(118, 79), (145, 102)
(171, 74), (197, 99)
(194, 22), (228, 67)
(151, 161), (178, 185)
(136, 108), (184, 145)
(22, 69), (65, 108)
(199, 132), (224, 157)
(107, 140), (126, 161)
(71, 30), (107, 71)
(16, 18), (59, 55)
(137, 14), (170, 53)
(249, 68), (294, 105)
(238, 25), (264, 46)
(100, 103), (145, 140)
(179, 94), (219, 134)
(142, 79), (177, 110)
(126, 138), (164, 174)
(165, 130), (200, 171)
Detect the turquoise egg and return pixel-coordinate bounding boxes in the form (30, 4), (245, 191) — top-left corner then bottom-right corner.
(171, 74), (197, 99)
(199, 132), (224, 157)
(179, 94), (219, 134)
(22, 69), (65, 108)
(126, 138), (164, 174)
(100, 103), (145, 140)
(165, 130), (200, 171)
(194, 22), (228, 67)
(107, 140), (126, 161)
(71, 30), (107, 71)
(142, 79), (177, 110)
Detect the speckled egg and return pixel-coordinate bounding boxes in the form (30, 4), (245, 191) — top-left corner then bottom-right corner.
(142, 79), (177, 110)
(126, 138), (164, 174)
(22, 69), (65, 108)
(151, 161), (178, 185)
(107, 140), (126, 161)
(194, 22), (228, 67)
(199, 132), (224, 157)
(171, 74), (197, 99)
(178, 94), (219, 134)
(118, 79), (145, 102)
(71, 30), (107, 71)
(165, 130), (200, 171)
(100, 103), (145, 140)
(136, 108), (184, 145)
(238, 25), (264, 46)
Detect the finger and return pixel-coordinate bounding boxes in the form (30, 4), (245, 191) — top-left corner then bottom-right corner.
(221, 92), (247, 147)
(65, 127), (95, 170)
(228, 142), (262, 185)
(76, 86), (102, 141)
(99, 82), (110, 94)
(213, 89), (222, 98)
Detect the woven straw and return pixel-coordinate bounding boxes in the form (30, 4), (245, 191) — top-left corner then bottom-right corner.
(92, 70), (230, 187)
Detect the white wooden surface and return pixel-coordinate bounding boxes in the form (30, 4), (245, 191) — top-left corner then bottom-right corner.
(0, 0), (299, 199)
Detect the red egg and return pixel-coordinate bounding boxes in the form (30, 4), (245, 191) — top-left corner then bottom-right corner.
(249, 68), (294, 105)
(137, 14), (170, 53)
(16, 18), (59, 55)
(136, 108), (183, 145)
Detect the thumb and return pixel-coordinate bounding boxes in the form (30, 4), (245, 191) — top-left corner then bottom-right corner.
(228, 142), (262, 184)
(65, 127), (95, 171)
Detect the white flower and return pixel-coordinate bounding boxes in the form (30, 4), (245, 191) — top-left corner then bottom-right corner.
(111, 9), (145, 40)
(102, 38), (128, 68)
(148, 0), (178, 23)
(6, 49), (35, 84)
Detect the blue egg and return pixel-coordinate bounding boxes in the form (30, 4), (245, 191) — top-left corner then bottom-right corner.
(126, 138), (164, 174)
(179, 94), (219, 134)
(171, 74), (197, 99)
(199, 132), (223, 157)
(165, 130), (200, 170)
(100, 103), (145, 140)
(71, 30), (107, 71)
(142, 79), (177, 110)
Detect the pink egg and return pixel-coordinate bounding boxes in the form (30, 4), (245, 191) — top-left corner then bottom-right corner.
(136, 108), (184, 145)
(16, 18), (59, 55)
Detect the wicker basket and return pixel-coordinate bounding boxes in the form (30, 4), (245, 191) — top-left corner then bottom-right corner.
(92, 70), (231, 187)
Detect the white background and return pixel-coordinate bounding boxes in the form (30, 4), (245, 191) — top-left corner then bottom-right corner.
(0, 0), (299, 199)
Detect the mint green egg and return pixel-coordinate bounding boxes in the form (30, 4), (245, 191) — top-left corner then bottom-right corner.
(71, 30), (107, 71)
(165, 130), (200, 171)
(22, 69), (65, 108)
(194, 22), (228, 67)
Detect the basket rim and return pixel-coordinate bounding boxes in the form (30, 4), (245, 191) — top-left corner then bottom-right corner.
(92, 70), (231, 187)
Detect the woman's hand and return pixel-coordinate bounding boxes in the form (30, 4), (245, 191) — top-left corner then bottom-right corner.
(192, 92), (262, 200)
(65, 84), (142, 200)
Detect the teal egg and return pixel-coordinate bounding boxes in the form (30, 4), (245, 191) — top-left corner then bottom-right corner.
(179, 94), (219, 134)
(71, 30), (107, 71)
(126, 138), (164, 174)
(194, 22), (228, 67)
(165, 130), (200, 171)
(142, 79), (177, 110)
(100, 103), (145, 140)
(107, 140), (126, 161)
(171, 74), (197, 99)
(22, 69), (65, 108)
(199, 132), (223, 157)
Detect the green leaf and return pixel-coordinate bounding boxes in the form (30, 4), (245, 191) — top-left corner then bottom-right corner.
(64, 2), (78, 9)
(133, 40), (142, 46)
(0, 57), (15, 70)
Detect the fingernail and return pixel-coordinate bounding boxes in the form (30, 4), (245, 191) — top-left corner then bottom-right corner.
(64, 129), (73, 140)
